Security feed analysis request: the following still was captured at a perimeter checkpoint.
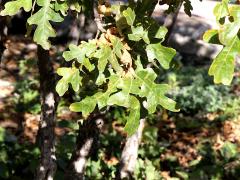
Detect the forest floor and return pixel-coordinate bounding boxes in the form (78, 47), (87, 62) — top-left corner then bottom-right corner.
(1, 1), (240, 179)
(1, 35), (240, 180)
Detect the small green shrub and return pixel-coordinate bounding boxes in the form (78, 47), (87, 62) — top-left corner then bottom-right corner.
(168, 67), (233, 114)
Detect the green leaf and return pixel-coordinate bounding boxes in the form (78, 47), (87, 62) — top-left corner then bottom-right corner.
(69, 74), (121, 117)
(56, 79), (68, 97)
(146, 43), (176, 69)
(209, 36), (240, 85)
(206, 1), (240, 85)
(124, 109), (140, 135)
(219, 5), (240, 46)
(64, 41), (97, 62)
(203, 29), (220, 44)
(109, 53), (123, 73)
(94, 44), (112, 73)
(183, 0), (193, 16)
(63, 44), (83, 61)
(155, 26), (168, 40)
(96, 73), (106, 86)
(63, 41), (97, 71)
(135, 68), (179, 113)
(0, 0), (32, 16)
(110, 36), (123, 58)
(94, 74), (121, 109)
(122, 7), (136, 26)
(54, 0), (68, 16)
(107, 89), (141, 135)
(128, 26), (150, 44)
(70, 97), (97, 117)
(213, 0), (229, 21)
(106, 69), (178, 134)
(82, 58), (95, 72)
(124, 95), (141, 135)
(27, 0), (63, 49)
(128, 26), (144, 41)
(56, 67), (81, 96)
(94, 92), (108, 109)
(108, 91), (131, 107)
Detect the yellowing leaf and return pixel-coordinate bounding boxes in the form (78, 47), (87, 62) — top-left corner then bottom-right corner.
(120, 49), (132, 67)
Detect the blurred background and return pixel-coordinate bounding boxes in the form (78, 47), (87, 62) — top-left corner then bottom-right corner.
(0, 0), (240, 179)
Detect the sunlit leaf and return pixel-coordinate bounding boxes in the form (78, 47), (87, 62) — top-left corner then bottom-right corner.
(0, 0), (32, 16)
(209, 36), (240, 85)
(56, 67), (81, 96)
(146, 43), (176, 69)
(123, 7), (136, 26)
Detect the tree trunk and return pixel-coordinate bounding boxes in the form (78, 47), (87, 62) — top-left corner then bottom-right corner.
(64, 116), (104, 180)
(163, 2), (182, 45)
(116, 119), (145, 179)
(0, 16), (7, 63)
(35, 46), (59, 180)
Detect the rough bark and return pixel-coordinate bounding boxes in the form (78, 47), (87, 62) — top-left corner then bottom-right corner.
(64, 116), (104, 180)
(116, 119), (145, 179)
(35, 46), (59, 180)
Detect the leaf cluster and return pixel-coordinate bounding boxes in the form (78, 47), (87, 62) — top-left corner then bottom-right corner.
(204, 0), (240, 85)
(56, 5), (179, 135)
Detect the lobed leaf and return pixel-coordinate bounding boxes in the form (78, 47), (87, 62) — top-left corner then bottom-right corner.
(56, 67), (81, 96)
(27, 0), (63, 49)
(70, 97), (97, 117)
(206, 2), (240, 85)
(209, 36), (240, 85)
(0, 0), (32, 16)
(128, 26), (150, 44)
(122, 7), (136, 26)
(146, 43), (176, 69)
(213, 0), (229, 21)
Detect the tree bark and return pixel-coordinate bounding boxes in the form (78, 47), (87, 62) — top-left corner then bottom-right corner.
(64, 116), (104, 180)
(116, 119), (145, 179)
(35, 46), (59, 180)
(0, 16), (7, 63)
